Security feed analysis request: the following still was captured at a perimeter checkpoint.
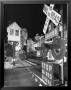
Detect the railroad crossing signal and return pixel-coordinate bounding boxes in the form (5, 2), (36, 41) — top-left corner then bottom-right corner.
(43, 4), (61, 34)
(43, 4), (54, 34)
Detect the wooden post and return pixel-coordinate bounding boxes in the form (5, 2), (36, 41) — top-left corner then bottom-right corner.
(13, 41), (16, 65)
(60, 59), (64, 84)
(61, 5), (64, 84)
(62, 59), (64, 84)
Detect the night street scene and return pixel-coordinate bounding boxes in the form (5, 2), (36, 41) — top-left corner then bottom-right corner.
(4, 4), (68, 87)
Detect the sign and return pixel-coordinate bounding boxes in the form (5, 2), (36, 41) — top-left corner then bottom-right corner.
(43, 4), (54, 34)
(47, 50), (54, 60)
(45, 27), (58, 40)
(42, 62), (53, 86)
(43, 4), (61, 26)
(43, 18), (50, 34)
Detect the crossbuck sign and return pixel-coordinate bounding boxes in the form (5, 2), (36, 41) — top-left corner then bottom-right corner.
(43, 4), (54, 34)
(43, 4), (61, 26)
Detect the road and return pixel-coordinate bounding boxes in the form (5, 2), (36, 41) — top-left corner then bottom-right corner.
(4, 60), (40, 87)
(4, 59), (67, 87)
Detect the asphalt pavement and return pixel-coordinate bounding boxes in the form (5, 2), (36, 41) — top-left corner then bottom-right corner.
(4, 60), (39, 87)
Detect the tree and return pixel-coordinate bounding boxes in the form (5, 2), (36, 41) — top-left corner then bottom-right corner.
(4, 43), (13, 57)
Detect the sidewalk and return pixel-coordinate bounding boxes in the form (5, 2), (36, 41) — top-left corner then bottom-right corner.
(4, 59), (33, 69)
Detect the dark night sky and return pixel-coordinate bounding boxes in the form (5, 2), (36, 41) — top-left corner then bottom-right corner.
(4, 4), (67, 43)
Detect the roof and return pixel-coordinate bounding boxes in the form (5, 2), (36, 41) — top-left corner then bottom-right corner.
(7, 22), (21, 31)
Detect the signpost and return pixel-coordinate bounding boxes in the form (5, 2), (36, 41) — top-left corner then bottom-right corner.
(42, 4), (65, 85)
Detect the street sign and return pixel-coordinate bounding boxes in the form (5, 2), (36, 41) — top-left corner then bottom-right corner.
(43, 4), (61, 26)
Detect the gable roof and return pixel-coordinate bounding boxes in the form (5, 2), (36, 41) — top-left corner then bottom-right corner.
(7, 22), (21, 31)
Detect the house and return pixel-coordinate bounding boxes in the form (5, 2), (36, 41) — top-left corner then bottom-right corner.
(7, 22), (22, 51)
(7, 22), (21, 42)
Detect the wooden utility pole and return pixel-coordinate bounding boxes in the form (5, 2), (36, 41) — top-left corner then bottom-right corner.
(60, 5), (64, 84)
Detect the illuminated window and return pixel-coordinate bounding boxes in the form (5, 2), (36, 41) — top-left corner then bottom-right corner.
(10, 29), (14, 35)
(15, 30), (19, 36)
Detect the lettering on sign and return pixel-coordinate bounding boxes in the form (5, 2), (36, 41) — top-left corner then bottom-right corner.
(43, 4), (61, 26)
